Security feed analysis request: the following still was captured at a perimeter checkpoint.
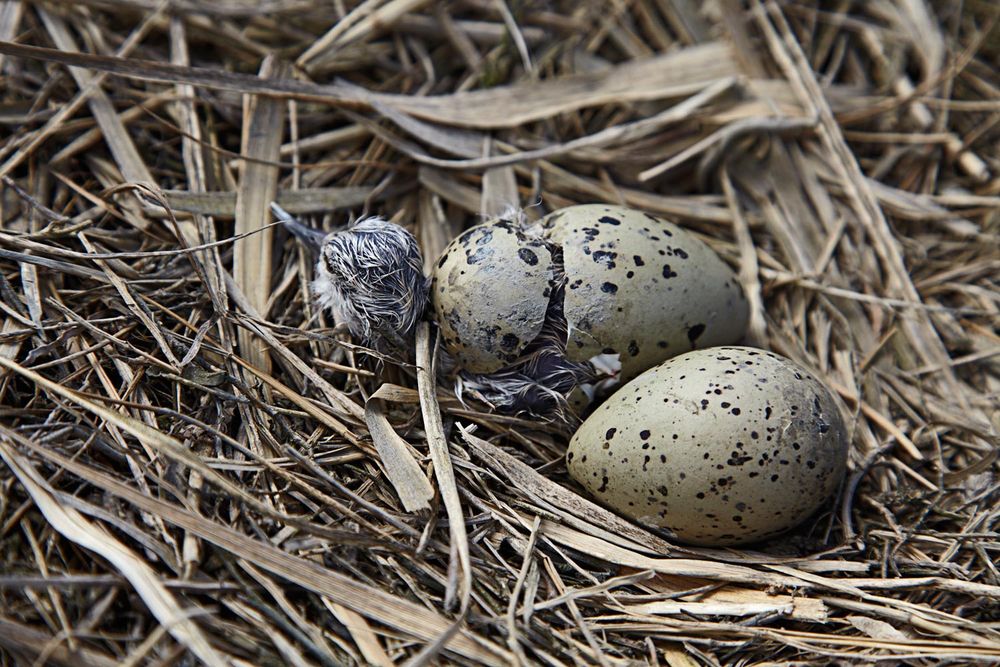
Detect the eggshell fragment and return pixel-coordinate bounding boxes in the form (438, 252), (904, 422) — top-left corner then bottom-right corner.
(540, 205), (749, 383)
(431, 218), (556, 373)
(566, 347), (849, 546)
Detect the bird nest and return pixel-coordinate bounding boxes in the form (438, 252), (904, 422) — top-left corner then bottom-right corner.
(0, 1), (998, 665)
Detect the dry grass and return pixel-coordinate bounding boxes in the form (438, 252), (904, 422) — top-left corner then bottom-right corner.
(0, 1), (998, 664)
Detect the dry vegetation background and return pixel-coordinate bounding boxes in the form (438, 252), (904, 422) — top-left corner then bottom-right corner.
(0, 0), (998, 665)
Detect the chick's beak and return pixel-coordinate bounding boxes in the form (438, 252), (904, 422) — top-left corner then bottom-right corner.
(271, 202), (327, 251)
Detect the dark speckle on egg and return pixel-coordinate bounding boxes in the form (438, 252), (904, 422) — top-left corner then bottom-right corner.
(592, 250), (617, 268)
(517, 248), (538, 265)
(466, 246), (491, 265)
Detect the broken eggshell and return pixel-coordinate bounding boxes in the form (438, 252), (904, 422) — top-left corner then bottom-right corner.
(540, 204), (749, 383)
(431, 215), (557, 374)
(566, 347), (849, 546)
(429, 204), (749, 414)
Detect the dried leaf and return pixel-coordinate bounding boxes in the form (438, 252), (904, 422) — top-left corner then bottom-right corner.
(365, 386), (434, 512)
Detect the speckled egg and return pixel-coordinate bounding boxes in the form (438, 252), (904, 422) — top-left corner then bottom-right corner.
(430, 205), (749, 413)
(566, 347), (849, 546)
(540, 204), (749, 383)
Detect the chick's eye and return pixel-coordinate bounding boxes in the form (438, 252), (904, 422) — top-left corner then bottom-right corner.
(323, 249), (341, 276)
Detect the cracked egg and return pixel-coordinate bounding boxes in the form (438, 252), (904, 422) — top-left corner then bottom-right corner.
(429, 204), (749, 415)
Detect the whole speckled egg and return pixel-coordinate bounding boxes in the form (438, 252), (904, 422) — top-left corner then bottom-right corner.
(566, 347), (849, 546)
(429, 205), (749, 415)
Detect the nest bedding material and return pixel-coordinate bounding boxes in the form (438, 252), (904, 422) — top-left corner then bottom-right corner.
(0, 1), (998, 664)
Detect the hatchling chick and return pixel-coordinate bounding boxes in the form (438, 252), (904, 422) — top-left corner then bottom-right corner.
(272, 203), (428, 351)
